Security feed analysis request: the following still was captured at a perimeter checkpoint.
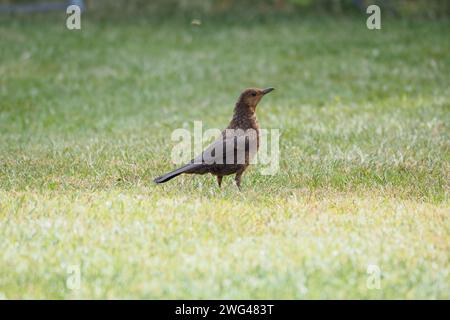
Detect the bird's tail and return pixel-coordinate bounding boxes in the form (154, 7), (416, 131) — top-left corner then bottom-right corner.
(153, 164), (198, 184)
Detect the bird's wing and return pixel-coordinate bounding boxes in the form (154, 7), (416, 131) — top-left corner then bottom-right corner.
(192, 130), (258, 165)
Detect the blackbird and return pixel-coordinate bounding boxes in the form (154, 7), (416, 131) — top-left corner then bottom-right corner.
(154, 87), (274, 189)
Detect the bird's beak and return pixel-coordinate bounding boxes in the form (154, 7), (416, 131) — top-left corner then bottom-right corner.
(262, 87), (275, 95)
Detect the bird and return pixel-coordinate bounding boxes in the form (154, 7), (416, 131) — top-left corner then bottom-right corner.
(154, 87), (275, 189)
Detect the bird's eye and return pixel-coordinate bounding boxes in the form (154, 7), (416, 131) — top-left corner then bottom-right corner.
(251, 92), (257, 97)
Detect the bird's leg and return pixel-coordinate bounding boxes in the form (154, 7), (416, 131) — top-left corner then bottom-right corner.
(234, 172), (242, 191)
(216, 176), (223, 188)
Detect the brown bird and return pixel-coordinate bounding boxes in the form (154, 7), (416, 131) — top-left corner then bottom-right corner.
(154, 87), (274, 189)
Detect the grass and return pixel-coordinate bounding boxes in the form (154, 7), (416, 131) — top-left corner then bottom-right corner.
(0, 13), (449, 299)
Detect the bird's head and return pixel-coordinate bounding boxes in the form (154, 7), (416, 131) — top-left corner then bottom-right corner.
(237, 87), (275, 113)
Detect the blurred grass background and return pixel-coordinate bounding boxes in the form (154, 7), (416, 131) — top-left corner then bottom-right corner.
(82, 0), (450, 19)
(0, 0), (449, 299)
(1, 0), (450, 18)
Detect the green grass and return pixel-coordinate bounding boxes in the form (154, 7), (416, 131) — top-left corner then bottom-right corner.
(0, 14), (449, 299)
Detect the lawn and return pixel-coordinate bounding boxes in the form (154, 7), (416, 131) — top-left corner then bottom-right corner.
(0, 14), (449, 299)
